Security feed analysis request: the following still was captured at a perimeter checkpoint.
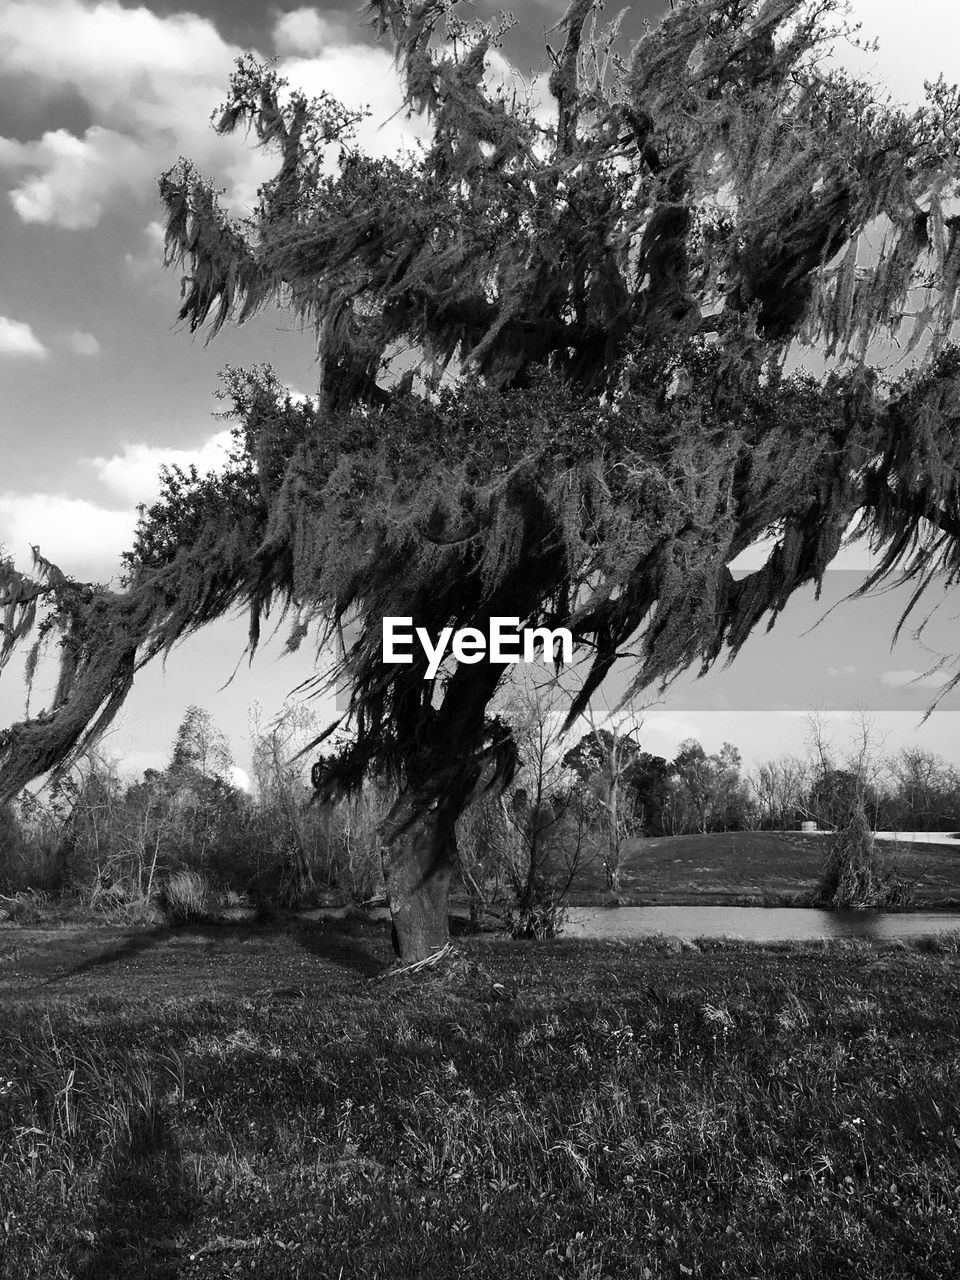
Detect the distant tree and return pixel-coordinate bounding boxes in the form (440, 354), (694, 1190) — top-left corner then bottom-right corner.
(253, 702), (343, 903)
(627, 752), (673, 836)
(499, 677), (587, 934)
(0, 800), (22, 888)
(5, 2), (960, 958)
(168, 704), (233, 786)
(807, 765), (862, 830)
(165, 705), (241, 865)
(885, 747), (960, 831)
(672, 739), (713, 834)
(751, 754), (811, 830)
(664, 738), (752, 833)
(563, 705), (647, 891)
(711, 742), (753, 830)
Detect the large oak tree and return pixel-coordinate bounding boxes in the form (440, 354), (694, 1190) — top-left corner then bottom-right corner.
(4, 0), (960, 958)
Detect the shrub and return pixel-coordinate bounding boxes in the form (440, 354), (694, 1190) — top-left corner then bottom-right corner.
(0, 888), (48, 925)
(157, 869), (212, 923)
(509, 900), (568, 940)
(814, 798), (914, 908)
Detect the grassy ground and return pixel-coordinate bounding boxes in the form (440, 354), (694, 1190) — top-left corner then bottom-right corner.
(4, 916), (960, 1277)
(564, 830), (960, 906)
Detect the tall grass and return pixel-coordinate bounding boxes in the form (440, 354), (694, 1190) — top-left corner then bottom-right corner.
(157, 869), (212, 923)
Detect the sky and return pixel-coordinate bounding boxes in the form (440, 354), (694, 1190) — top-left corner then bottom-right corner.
(1, 0), (960, 789)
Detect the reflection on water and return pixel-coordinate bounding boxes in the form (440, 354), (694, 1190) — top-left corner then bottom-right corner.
(562, 906), (960, 942)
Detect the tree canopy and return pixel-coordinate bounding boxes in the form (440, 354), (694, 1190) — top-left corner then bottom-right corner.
(3, 0), (960, 955)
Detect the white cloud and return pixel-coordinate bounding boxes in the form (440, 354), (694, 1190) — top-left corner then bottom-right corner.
(0, 2), (233, 84)
(274, 44), (423, 161)
(0, 126), (147, 228)
(643, 714), (705, 744)
(91, 428), (235, 507)
(880, 668), (953, 690)
(0, 427), (238, 580)
(0, 315), (48, 358)
(0, 1), (265, 228)
(0, 0), (420, 231)
(827, 665), (858, 677)
(65, 330), (100, 356)
(7, 0), (933, 239)
(0, 491), (134, 578)
(273, 8), (349, 57)
(124, 220), (168, 282)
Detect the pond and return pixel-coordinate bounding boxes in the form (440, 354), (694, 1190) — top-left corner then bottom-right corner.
(561, 905), (960, 942)
(311, 902), (960, 943)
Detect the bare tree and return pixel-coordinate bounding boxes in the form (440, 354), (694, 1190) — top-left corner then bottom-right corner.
(750, 754), (812, 830)
(567, 695), (652, 893)
(489, 672), (596, 937)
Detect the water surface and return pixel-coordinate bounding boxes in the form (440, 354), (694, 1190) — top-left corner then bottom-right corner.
(562, 905), (960, 942)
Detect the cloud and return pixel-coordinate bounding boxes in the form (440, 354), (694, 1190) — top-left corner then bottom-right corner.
(880, 668), (953, 690)
(0, 125), (147, 228)
(643, 714), (704, 743)
(91, 428), (235, 507)
(273, 8), (351, 57)
(65, 329), (100, 356)
(0, 1), (265, 228)
(273, 40), (424, 162)
(124, 220), (168, 283)
(0, 427), (238, 579)
(7, 0), (933, 238)
(0, 491), (135, 578)
(0, 0), (420, 231)
(0, 315), (48, 358)
(827, 665), (859, 677)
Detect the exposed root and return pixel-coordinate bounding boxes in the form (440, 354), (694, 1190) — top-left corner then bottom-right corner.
(376, 941), (455, 981)
(373, 942), (512, 1000)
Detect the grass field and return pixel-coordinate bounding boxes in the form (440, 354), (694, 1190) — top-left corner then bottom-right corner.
(565, 830), (960, 906)
(4, 917), (960, 1278)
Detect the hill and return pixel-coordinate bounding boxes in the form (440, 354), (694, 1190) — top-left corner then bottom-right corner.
(564, 830), (960, 906)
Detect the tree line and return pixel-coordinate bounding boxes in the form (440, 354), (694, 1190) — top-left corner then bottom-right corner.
(2, 695), (957, 926)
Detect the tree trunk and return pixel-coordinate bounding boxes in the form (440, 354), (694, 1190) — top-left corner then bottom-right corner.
(381, 796), (457, 962)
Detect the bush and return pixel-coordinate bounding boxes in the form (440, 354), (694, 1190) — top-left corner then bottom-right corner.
(509, 900), (568, 940)
(0, 888), (48, 925)
(814, 798), (914, 908)
(157, 869), (212, 923)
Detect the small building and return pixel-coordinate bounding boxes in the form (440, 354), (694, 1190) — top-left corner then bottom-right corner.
(800, 820), (818, 833)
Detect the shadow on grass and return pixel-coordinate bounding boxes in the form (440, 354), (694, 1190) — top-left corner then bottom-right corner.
(449, 913), (482, 939)
(289, 917), (390, 978)
(44, 926), (171, 986)
(68, 1117), (199, 1279)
